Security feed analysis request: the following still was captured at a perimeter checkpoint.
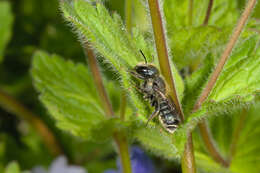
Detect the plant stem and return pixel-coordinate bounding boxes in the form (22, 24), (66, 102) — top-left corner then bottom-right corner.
(125, 0), (132, 32)
(203, 0), (214, 25)
(188, 0), (194, 26)
(198, 121), (229, 167)
(86, 45), (114, 117)
(181, 134), (196, 173)
(114, 132), (132, 173)
(85, 45), (132, 173)
(229, 109), (248, 161)
(181, 133), (196, 173)
(120, 0), (132, 121)
(193, 0), (257, 111)
(147, 0), (195, 172)
(198, 0), (227, 167)
(0, 89), (62, 156)
(120, 92), (127, 121)
(147, 0), (184, 121)
(193, 0), (257, 167)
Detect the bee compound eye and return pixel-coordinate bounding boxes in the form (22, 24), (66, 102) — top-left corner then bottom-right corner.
(136, 66), (150, 75)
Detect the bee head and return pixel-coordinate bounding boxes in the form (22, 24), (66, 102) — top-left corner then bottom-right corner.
(130, 50), (159, 79)
(133, 64), (159, 79)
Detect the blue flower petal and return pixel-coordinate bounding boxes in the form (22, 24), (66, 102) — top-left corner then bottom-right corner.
(67, 166), (87, 173)
(117, 146), (155, 173)
(31, 166), (47, 173)
(32, 156), (87, 173)
(131, 147), (155, 173)
(104, 169), (118, 173)
(49, 156), (68, 173)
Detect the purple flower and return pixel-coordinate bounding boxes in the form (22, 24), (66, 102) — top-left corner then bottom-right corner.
(32, 156), (87, 173)
(105, 146), (155, 173)
(104, 170), (118, 173)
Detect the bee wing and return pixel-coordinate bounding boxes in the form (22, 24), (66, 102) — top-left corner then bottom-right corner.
(165, 95), (180, 116)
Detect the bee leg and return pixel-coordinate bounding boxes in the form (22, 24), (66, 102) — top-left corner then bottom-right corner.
(130, 83), (143, 93)
(153, 87), (167, 99)
(146, 102), (159, 126)
(143, 95), (149, 100)
(144, 93), (153, 101)
(129, 71), (145, 80)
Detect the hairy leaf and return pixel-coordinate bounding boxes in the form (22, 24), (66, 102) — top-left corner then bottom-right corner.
(133, 121), (187, 160)
(164, 0), (239, 31)
(194, 103), (260, 173)
(164, 0), (240, 70)
(186, 35), (260, 129)
(0, 1), (14, 62)
(229, 106), (260, 173)
(60, 0), (186, 158)
(169, 26), (230, 69)
(31, 50), (125, 141)
(60, 0), (184, 116)
(195, 151), (231, 173)
(182, 53), (215, 115)
(209, 36), (260, 102)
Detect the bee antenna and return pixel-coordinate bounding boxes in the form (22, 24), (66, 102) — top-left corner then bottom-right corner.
(139, 50), (148, 64)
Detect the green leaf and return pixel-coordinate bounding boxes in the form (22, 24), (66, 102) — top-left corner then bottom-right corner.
(60, 0), (184, 101)
(60, 0), (186, 158)
(194, 103), (260, 173)
(61, 0), (139, 68)
(0, 1), (14, 62)
(169, 26), (231, 69)
(133, 122), (187, 159)
(172, 62), (185, 101)
(195, 151), (231, 173)
(164, 1), (239, 70)
(164, 0), (239, 31)
(186, 35), (260, 130)
(4, 162), (20, 173)
(182, 53), (215, 115)
(31, 50), (124, 141)
(229, 107), (260, 173)
(208, 35), (260, 102)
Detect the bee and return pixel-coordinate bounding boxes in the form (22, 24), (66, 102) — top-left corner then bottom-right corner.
(130, 50), (180, 133)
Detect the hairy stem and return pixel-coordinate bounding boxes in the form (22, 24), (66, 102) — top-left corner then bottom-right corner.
(181, 134), (196, 173)
(120, 0), (133, 121)
(0, 89), (62, 156)
(203, 0), (214, 25)
(86, 47), (114, 117)
(85, 45), (132, 173)
(198, 0), (228, 167)
(229, 109), (248, 161)
(125, 0), (132, 32)
(181, 133), (196, 173)
(198, 121), (229, 167)
(147, 0), (184, 121)
(120, 92), (127, 121)
(147, 0), (195, 172)
(114, 132), (132, 173)
(188, 0), (194, 26)
(193, 0), (257, 167)
(194, 0), (257, 110)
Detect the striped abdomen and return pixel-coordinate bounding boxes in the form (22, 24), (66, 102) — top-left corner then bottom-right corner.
(158, 100), (180, 133)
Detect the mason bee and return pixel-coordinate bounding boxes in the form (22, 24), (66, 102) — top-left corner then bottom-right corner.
(130, 50), (180, 133)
